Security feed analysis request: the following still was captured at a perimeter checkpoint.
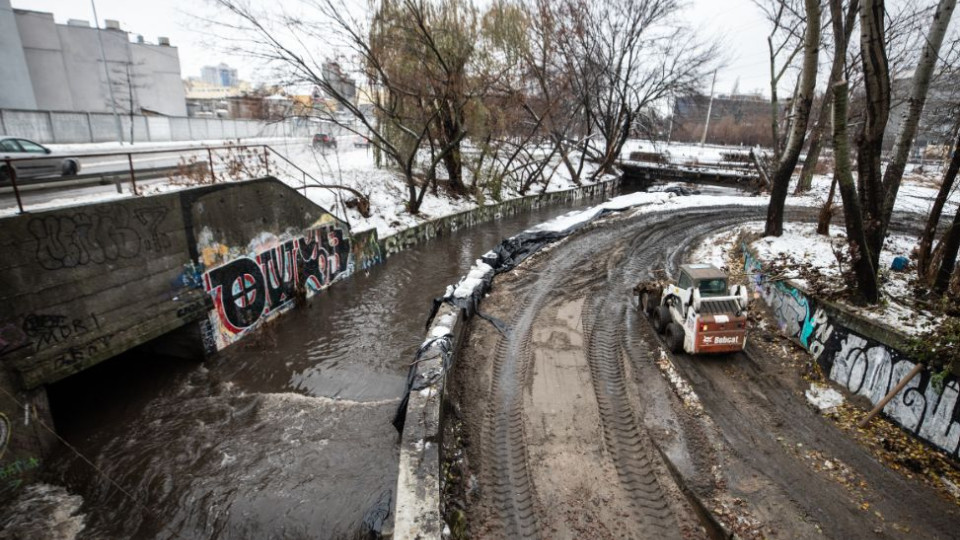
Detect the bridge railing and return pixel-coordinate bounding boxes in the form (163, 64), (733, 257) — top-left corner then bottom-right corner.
(0, 142), (362, 219)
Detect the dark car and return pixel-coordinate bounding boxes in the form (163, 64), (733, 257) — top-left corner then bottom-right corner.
(312, 133), (337, 149)
(0, 137), (81, 183)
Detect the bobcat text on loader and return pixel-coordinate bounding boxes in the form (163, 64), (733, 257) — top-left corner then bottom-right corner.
(634, 264), (749, 354)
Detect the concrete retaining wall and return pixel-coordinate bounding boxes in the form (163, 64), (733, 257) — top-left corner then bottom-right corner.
(743, 246), (960, 460)
(0, 108), (315, 144)
(378, 180), (618, 257)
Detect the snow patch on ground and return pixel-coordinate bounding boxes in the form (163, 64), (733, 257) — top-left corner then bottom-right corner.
(655, 350), (704, 414)
(805, 383), (845, 414)
(749, 222), (941, 335)
(688, 223), (764, 270)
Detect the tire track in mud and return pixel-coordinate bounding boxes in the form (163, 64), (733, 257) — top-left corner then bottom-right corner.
(483, 251), (601, 538)
(577, 209), (768, 538)
(479, 206), (769, 538)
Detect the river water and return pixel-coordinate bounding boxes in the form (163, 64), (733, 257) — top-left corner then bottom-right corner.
(35, 198), (600, 540)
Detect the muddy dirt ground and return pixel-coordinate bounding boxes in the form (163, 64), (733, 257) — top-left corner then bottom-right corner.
(446, 206), (959, 539)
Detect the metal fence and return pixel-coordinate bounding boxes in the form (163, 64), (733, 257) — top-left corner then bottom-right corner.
(0, 108), (316, 145)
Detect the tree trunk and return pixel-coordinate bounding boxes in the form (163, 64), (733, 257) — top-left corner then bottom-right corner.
(768, 37), (781, 162)
(764, 0), (821, 237)
(795, 100), (829, 194)
(833, 80), (881, 303)
(796, 0), (861, 194)
(856, 0), (891, 263)
(918, 128), (960, 277)
(934, 207), (960, 295)
(817, 173), (839, 235)
(875, 0), (957, 264)
(439, 102), (466, 193)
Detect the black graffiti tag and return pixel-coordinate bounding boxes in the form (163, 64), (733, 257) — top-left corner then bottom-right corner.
(21, 313), (101, 352)
(28, 205), (171, 270)
(29, 208), (142, 269)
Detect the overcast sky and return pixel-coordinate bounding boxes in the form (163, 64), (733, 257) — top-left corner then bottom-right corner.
(14, 0), (774, 96)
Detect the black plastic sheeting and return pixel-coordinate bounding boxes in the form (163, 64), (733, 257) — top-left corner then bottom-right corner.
(393, 200), (648, 432)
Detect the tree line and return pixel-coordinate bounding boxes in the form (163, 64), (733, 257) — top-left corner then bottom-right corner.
(214, 0), (713, 213)
(760, 0), (958, 305)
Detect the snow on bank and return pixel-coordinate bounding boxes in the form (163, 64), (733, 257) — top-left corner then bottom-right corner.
(689, 220), (941, 335)
(620, 139), (959, 217)
(272, 143), (610, 238)
(751, 222), (941, 334)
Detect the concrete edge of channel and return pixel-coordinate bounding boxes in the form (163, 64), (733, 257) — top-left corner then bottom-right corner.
(392, 303), (466, 539)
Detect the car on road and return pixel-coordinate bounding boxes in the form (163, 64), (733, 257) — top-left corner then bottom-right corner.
(312, 133), (337, 149)
(0, 137), (81, 183)
(354, 136), (372, 148)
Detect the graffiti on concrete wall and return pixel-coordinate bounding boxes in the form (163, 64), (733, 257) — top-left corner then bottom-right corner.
(198, 178), (615, 351)
(744, 248), (960, 459)
(744, 251), (835, 359)
(201, 223), (352, 351)
(351, 229), (383, 271)
(27, 205), (171, 270)
(0, 324), (29, 358)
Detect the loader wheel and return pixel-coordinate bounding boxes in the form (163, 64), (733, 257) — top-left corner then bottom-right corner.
(653, 305), (670, 333)
(666, 322), (685, 354)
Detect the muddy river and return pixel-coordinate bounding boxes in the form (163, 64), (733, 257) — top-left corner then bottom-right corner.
(37, 198), (602, 539)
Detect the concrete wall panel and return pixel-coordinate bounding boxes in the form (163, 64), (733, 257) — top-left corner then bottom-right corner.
(190, 118), (209, 140)
(88, 113), (118, 142)
(119, 115), (149, 143)
(1, 110), (51, 141)
(146, 116), (171, 142)
(0, 178), (343, 389)
(0, 0), (37, 110)
(169, 117), (192, 141)
(49, 112), (90, 143)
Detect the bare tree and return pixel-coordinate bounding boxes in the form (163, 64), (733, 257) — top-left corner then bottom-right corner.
(833, 79), (882, 301)
(797, 0), (859, 195)
(212, 0), (482, 214)
(874, 0), (957, 261)
(754, 0), (807, 160)
(551, 0), (715, 183)
(764, 0), (821, 237)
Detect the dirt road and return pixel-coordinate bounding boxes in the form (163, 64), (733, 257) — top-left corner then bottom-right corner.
(449, 205), (958, 539)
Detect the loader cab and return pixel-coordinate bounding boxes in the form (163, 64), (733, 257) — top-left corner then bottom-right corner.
(678, 264), (728, 298)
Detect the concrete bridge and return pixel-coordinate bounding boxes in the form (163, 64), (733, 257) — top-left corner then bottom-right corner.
(618, 160), (759, 189)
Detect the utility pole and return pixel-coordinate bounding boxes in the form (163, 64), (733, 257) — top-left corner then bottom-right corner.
(666, 96), (675, 144)
(700, 69), (717, 146)
(91, 0), (124, 144)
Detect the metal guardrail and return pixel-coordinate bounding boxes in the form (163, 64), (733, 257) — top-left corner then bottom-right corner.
(0, 143), (365, 216)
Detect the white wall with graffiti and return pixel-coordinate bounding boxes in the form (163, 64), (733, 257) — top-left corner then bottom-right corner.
(744, 248), (960, 460)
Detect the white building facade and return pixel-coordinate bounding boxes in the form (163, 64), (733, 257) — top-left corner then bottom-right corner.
(0, 0), (187, 117)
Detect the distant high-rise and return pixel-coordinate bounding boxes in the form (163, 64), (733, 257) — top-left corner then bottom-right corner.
(321, 61), (356, 103)
(201, 63), (238, 88)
